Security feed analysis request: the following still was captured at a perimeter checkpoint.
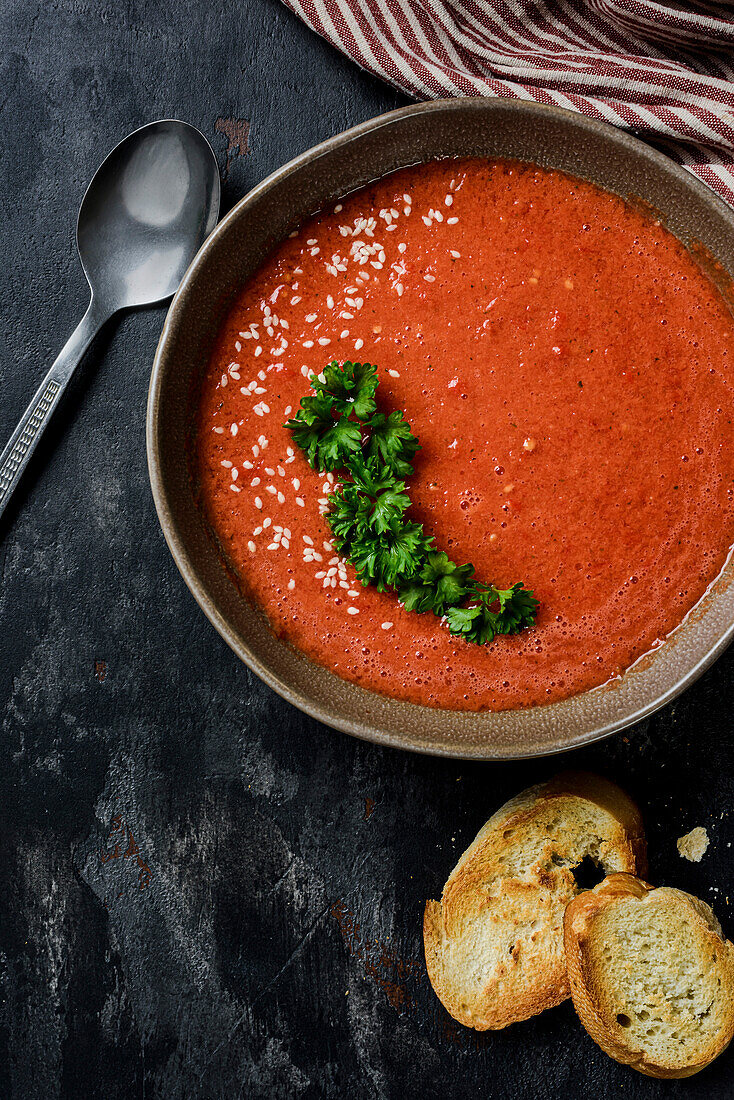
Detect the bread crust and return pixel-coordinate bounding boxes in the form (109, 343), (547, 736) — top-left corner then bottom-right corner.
(564, 874), (734, 1078)
(424, 772), (646, 1030)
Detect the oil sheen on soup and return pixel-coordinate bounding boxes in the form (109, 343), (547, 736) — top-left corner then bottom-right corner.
(195, 158), (734, 710)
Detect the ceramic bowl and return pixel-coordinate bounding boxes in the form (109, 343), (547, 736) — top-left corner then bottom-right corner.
(147, 98), (734, 759)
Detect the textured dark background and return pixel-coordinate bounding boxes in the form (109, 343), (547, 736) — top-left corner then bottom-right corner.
(1, 2), (733, 1097)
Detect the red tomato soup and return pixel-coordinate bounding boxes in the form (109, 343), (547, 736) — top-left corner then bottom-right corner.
(194, 159), (734, 710)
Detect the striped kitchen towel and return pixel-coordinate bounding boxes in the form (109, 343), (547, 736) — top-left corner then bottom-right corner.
(281, 0), (734, 205)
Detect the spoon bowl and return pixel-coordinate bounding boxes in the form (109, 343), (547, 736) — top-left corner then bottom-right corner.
(77, 120), (220, 312)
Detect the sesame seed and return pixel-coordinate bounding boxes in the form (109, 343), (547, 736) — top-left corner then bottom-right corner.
(265, 467), (275, 476)
(277, 466), (285, 477)
(347, 607), (359, 615)
(523, 437), (537, 452)
(251, 477), (260, 487)
(292, 478), (300, 490)
(447, 216), (458, 224)
(318, 337), (331, 346)
(254, 346), (262, 357)
(303, 340), (314, 349)
(396, 283), (403, 297)
(243, 460), (254, 469)
(263, 518), (272, 528)
(231, 423), (238, 435)
(398, 242), (407, 253)
(221, 460), (233, 468)
(334, 203), (343, 212)
(354, 338), (364, 350)
(348, 590), (359, 598)
(266, 485), (276, 495)
(305, 313), (317, 322)
(247, 540), (256, 552)
(267, 542), (278, 550)
(381, 621), (393, 630)
(307, 238), (317, 246)
(340, 329), (350, 338)
(213, 427), (224, 434)
(253, 526), (262, 535)
(424, 274), (435, 282)
(450, 250), (461, 259)
(277, 492), (285, 503)
(445, 194), (453, 206)
(303, 535), (313, 545)
(327, 295), (334, 309)
(288, 578), (296, 589)
(388, 369), (400, 378)
(229, 484), (241, 493)
(254, 497), (263, 509)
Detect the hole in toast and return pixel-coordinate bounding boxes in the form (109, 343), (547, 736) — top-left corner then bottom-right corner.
(616, 1014), (632, 1028)
(571, 855), (605, 891)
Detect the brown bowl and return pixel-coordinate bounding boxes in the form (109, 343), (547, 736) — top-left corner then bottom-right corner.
(147, 98), (734, 760)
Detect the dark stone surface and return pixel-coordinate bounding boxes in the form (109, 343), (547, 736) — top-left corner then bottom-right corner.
(1, 2), (733, 1097)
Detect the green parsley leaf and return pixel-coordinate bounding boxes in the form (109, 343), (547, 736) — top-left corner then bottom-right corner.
(366, 410), (420, 476)
(286, 391), (362, 471)
(349, 521), (426, 592)
(399, 551), (474, 615)
(318, 360), (379, 421)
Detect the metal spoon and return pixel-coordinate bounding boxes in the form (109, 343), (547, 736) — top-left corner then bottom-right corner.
(0, 119), (220, 523)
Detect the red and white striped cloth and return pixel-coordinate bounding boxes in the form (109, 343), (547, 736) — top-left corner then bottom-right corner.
(281, 0), (734, 206)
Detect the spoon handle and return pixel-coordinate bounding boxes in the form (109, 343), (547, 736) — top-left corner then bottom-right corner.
(0, 297), (108, 524)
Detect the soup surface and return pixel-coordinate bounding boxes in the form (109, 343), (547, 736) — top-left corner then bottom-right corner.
(195, 158), (734, 710)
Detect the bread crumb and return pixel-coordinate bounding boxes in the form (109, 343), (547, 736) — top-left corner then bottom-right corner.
(677, 826), (710, 862)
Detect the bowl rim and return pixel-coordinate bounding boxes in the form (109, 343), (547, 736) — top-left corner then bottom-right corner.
(147, 96), (734, 760)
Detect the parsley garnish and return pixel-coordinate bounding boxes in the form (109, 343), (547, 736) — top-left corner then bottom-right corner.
(286, 362), (538, 644)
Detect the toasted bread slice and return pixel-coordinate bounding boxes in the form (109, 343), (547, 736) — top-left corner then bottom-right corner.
(564, 874), (734, 1078)
(424, 772), (646, 1030)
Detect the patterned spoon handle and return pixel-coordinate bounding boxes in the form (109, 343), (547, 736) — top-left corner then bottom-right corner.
(0, 297), (107, 524)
